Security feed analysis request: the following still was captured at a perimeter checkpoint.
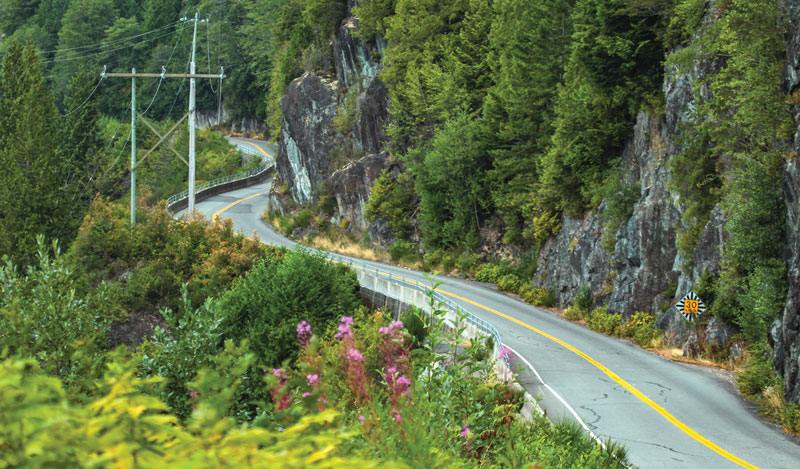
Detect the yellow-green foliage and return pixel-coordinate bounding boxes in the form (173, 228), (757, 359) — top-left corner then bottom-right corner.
(0, 355), (379, 468)
(68, 196), (270, 311)
(586, 307), (623, 336)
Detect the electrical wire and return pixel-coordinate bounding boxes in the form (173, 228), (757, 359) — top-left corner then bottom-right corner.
(39, 20), (182, 57)
(55, 75), (105, 119)
(43, 28), (180, 64)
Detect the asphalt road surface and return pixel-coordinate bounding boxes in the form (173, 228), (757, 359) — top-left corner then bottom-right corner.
(181, 139), (800, 468)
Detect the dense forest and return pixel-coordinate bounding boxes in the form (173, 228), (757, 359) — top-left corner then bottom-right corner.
(2, 0), (800, 463)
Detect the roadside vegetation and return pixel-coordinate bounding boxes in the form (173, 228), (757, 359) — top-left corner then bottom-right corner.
(0, 195), (629, 466)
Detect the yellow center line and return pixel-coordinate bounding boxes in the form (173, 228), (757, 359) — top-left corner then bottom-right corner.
(212, 192), (263, 221)
(236, 139), (273, 159)
(336, 261), (757, 468)
(220, 193), (757, 469)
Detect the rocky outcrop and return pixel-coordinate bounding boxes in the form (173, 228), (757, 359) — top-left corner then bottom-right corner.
(606, 114), (681, 318)
(532, 207), (612, 309)
(775, 0), (800, 404)
(329, 152), (394, 230)
(354, 78), (389, 153)
(274, 73), (339, 204)
(533, 38), (731, 353)
(196, 108), (268, 134)
(333, 16), (384, 90)
(270, 5), (391, 238)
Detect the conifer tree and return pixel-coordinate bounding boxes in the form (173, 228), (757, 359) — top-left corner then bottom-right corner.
(0, 42), (61, 264)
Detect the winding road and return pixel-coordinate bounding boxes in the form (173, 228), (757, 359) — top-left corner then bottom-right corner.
(181, 138), (800, 468)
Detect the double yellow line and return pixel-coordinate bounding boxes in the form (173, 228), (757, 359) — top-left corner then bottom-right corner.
(213, 193), (758, 469)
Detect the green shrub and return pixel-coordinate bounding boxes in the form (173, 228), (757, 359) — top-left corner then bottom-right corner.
(475, 262), (510, 284)
(400, 308), (429, 346)
(520, 286), (556, 307)
(294, 208), (315, 230)
(218, 249), (360, 367)
(586, 307), (622, 336)
(138, 286), (225, 420)
(620, 311), (660, 347)
(497, 273), (523, 293)
(564, 305), (584, 321)
(574, 285), (593, 314)
(737, 342), (779, 396)
(389, 240), (415, 262)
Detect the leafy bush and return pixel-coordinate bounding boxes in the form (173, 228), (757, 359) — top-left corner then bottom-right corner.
(737, 342), (780, 396)
(218, 249), (360, 367)
(475, 262), (510, 284)
(0, 237), (111, 398)
(400, 308), (429, 345)
(519, 286), (556, 307)
(138, 286), (225, 420)
(574, 285), (593, 315)
(586, 307), (623, 336)
(619, 312), (660, 347)
(68, 197), (268, 312)
(389, 239), (415, 262)
(497, 273), (523, 293)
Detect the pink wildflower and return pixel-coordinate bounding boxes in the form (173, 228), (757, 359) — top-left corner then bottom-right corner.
(302, 392), (312, 398)
(497, 345), (514, 361)
(335, 316), (354, 339)
(268, 368), (291, 411)
(297, 320), (313, 346)
(307, 373), (319, 386)
(358, 415), (365, 424)
(460, 427), (471, 438)
(390, 320), (403, 330)
(392, 409), (402, 423)
(396, 375), (411, 388)
(346, 347), (364, 362)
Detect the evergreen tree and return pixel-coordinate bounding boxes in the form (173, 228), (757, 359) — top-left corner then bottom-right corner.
(538, 0), (664, 222)
(481, 0), (574, 244)
(0, 43), (62, 265)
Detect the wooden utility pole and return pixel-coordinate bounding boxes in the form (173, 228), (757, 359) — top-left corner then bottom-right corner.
(103, 12), (223, 224)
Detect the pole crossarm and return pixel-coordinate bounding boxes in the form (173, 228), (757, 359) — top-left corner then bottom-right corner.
(104, 72), (224, 79)
(135, 112), (190, 169)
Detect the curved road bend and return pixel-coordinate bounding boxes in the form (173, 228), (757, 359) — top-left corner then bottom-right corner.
(178, 139), (800, 468)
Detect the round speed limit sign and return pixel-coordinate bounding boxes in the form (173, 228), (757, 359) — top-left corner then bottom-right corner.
(676, 291), (705, 321)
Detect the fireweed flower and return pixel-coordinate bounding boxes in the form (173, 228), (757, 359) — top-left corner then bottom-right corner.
(335, 316), (370, 405)
(307, 373), (319, 386)
(268, 368), (291, 411)
(297, 320), (313, 347)
(358, 415), (366, 424)
(391, 409), (402, 423)
(460, 427), (471, 438)
(335, 316), (354, 339)
(497, 345), (514, 362)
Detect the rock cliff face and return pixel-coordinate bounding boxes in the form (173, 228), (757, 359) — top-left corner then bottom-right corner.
(533, 38), (731, 353)
(774, 0), (800, 404)
(270, 4), (390, 234)
(274, 73), (339, 204)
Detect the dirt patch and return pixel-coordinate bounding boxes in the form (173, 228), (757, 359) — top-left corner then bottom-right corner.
(109, 311), (166, 349)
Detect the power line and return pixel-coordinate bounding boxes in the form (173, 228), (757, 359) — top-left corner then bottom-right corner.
(55, 75), (105, 119)
(43, 28), (180, 64)
(39, 20), (183, 57)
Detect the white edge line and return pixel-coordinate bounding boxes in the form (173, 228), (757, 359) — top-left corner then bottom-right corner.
(506, 345), (606, 449)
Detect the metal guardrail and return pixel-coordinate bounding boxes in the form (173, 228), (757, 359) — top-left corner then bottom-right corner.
(166, 139), (504, 358)
(166, 153), (274, 206)
(326, 251), (505, 354)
